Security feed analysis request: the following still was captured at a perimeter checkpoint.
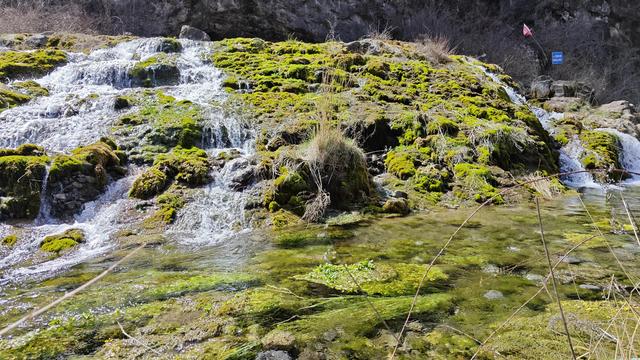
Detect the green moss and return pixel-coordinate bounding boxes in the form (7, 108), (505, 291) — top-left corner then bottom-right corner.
(0, 85), (32, 112)
(385, 149), (416, 179)
(1, 234), (17, 247)
(129, 168), (169, 199)
(151, 191), (186, 224)
(48, 139), (123, 187)
(579, 130), (624, 182)
(453, 163), (503, 204)
(0, 49), (67, 79)
(297, 260), (448, 296)
(40, 229), (85, 253)
(130, 146), (211, 200)
(273, 227), (353, 247)
(12, 80), (49, 97)
(0, 151), (49, 220)
(128, 53), (179, 87)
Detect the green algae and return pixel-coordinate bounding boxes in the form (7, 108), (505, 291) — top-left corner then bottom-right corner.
(297, 260), (448, 296)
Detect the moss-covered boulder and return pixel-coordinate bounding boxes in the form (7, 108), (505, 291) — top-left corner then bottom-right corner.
(40, 229), (85, 254)
(579, 130), (626, 182)
(0, 144), (48, 220)
(47, 139), (127, 217)
(129, 53), (180, 87)
(114, 91), (203, 163)
(1, 234), (18, 247)
(211, 38), (558, 216)
(0, 49), (67, 80)
(130, 147), (211, 199)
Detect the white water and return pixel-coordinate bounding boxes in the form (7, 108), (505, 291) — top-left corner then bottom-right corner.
(0, 38), (254, 282)
(598, 128), (640, 183)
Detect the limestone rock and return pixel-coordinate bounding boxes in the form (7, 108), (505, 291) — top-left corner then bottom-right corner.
(179, 25), (211, 41)
(583, 100), (639, 137)
(530, 76), (553, 99)
(256, 351), (292, 360)
(543, 97), (584, 112)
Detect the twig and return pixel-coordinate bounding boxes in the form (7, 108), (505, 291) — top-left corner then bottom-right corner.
(619, 191), (640, 248)
(536, 197), (577, 360)
(117, 320), (162, 355)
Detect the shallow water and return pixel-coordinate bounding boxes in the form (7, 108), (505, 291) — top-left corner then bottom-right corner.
(1, 186), (639, 358)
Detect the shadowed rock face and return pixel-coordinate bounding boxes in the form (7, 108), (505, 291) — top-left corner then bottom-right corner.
(75, 0), (638, 45)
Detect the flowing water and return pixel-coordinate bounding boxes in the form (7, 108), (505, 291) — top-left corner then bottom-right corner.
(0, 38), (254, 283)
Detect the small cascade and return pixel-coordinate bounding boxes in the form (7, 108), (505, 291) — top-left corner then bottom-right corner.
(598, 128), (640, 182)
(477, 64), (603, 188)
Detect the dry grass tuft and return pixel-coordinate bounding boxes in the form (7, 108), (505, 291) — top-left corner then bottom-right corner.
(0, 2), (97, 34)
(415, 34), (454, 64)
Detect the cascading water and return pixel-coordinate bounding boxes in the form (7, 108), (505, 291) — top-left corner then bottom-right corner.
(598, 128), (640, 183)
(0, 38), (254, 282)
(478, 65), (602, 188)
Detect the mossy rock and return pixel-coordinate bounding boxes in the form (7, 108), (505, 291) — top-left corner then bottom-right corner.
(130, 146), (211, 200)
(0, 149), (49, 220)
(40, 229), (85, 254)
(579, 130), (626, 182)
(12, 80), (49, 97)
(0, 49), (67, 80)
(129, 53), (180, 87)
(453, 163), (504, 204)
(0, 84), (32, 112)
(296, 260), (448, 296)
(1, 234), (18, 247)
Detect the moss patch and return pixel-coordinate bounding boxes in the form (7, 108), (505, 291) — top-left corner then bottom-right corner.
(40, 229), (85, 254)
(0, 49), (67, 80)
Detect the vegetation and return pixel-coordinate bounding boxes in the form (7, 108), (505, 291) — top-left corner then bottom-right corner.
(0, 49), (67, 79)
(40, 229), (85, 254)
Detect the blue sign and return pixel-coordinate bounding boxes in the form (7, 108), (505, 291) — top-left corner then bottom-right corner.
(551, 51), (564, 65)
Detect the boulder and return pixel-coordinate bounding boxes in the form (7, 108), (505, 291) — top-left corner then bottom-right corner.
(543, 97), (584, 112)
(261, 330), (295, 351)
(25, 34), (48, 48)
(179, 25), (211, 41)
(530, 76), (553, 99)
(382, 197), (410, 215)
(583, 100), (639, 137)
(551, 80), (576, 98)
(256, 351), (292, 360)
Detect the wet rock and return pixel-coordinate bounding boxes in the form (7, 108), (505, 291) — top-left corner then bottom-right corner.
(256, 351), (292, 360)
(114, 96), (131, 110)
(525, 273), (545, 282)
(579, 284), (602, 291)
(391, 190), (408, 199)
(47, 139), (126, 218)
(551, 80), (576, 98)
(179, 25), (211, 41)
(484, 290), (504, 300)
(382, 197), (410, 215)
(0, 144), (48, 220)
(261, 330), (295, 351)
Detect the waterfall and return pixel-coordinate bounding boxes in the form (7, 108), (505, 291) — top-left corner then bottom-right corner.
(0, 38), (254, 282)
(34, 164), (53, 225)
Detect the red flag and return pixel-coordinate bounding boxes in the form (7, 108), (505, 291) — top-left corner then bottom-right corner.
(522, 23), (533, 38)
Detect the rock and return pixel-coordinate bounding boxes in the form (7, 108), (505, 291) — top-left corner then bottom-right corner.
(382, 198), (410, 215)
(583, 100), (640, 137)
(561, 255), (583, 264)
(114, 96), (131, 110)
(391, 190), (408, 199)
(525, 273), (545, 282)
(25, 34), (48, 48)
(530, 76), (553, 99)
(179, 25), (211, 41)
(579, 284), (602, 291)
(261, 330), (295, 351)
(551, 80), (576, 98)
(543, 97), (584, 112)
(484, 290), (504, 300)
(256, 351), (292, 360)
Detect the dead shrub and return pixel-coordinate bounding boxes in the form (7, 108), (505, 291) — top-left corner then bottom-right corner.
(415, 34), (454, 64)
